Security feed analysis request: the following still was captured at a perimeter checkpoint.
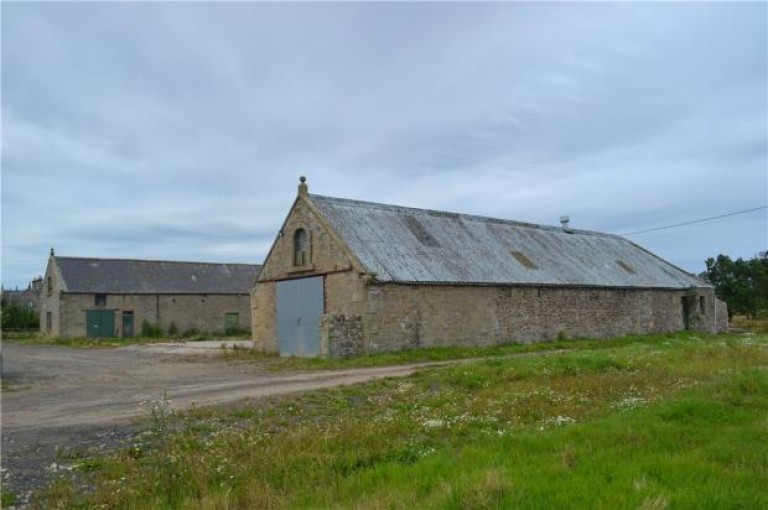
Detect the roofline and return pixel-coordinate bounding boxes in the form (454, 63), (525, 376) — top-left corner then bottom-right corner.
(255, 193), (371, 284)
(255, 195), (302, 284)
(301, 194), (370, 274)
(309, 193), (621, 240)
(54, 255), (261, 268)
(370, 280), (713, 291)
(620, 238), (710, 287)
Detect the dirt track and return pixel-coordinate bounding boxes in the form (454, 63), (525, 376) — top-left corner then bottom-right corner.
(0, 341), (440, 504)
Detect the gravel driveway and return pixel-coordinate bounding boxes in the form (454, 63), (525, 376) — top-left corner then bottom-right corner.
(0, 341), (435, 505)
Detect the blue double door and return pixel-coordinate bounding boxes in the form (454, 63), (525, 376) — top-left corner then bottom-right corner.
(276, 276), (324, 357)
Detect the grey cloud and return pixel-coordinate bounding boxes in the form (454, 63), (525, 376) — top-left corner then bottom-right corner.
(2, 2), (766, 287)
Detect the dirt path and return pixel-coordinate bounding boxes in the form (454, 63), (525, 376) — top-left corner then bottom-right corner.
(2, 342), (443, 430)
(0, 341), (449, 504)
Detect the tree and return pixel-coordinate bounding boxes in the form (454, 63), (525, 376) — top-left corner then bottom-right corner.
(0, 298), (40, 331)
(704, 254), (768, 319)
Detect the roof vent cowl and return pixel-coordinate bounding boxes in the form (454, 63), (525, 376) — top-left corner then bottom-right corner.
(560, 215), (573, 233)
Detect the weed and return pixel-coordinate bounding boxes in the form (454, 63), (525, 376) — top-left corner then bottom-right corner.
(1, 490), (17, 508)
(140, 320), (164, 338)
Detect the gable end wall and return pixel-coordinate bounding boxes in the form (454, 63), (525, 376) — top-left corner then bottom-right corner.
(252, 197), (362, 352)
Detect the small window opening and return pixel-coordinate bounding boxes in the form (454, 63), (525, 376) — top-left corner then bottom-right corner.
(46, 311), (52, 331)
(511, 251), (538, 270)
(47, 276), (53, 296)
(95, 294), (107, 306)
(294, 228), (308, 266)
(699, 296), (705, 315)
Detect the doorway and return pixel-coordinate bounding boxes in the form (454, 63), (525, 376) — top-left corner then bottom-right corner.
(86, 309), (115, 338)
(122, 311), (134, 338)
(276, 276), (324, 357)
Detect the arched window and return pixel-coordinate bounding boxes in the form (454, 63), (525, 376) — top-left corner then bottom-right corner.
(294, 228), (308, 266)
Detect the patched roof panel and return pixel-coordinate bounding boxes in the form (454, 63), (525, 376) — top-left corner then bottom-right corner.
(310, 194), (707, 289)
(55, 257), (261, 294)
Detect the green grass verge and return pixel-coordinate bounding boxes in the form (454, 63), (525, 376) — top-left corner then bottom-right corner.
(35, 333), (768, 509)
(225, 332), (713, 371)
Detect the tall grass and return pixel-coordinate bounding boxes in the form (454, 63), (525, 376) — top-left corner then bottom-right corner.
(225, 332), (692, 370)
(36, 333), (768, 509)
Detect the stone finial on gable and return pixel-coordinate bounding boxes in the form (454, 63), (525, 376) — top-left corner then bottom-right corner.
(50, 247), (55, 258)
(298, 176), (308, 196)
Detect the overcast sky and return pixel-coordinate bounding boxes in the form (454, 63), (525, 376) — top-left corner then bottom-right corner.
(2, 2), (766, 289)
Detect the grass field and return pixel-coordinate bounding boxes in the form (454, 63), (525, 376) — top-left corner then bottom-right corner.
(32, 332), (768, 509)
(731, 315), (768, 334)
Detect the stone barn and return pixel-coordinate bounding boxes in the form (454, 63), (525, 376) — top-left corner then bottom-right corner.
(252, 178), (726, 358)
(41, 251), (261, 338)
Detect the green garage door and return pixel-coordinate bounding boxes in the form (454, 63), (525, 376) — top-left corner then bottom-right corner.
(86, 310), (115, 338)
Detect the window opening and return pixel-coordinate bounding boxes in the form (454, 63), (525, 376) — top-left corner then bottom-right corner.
(95, 294), (107, 306)
(294, 228), (308, 266)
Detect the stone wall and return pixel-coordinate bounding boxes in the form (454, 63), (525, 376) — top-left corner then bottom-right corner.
(715, 298), (729, 333)
(252, 195), (361, 351)
(257, 198), (357, 281)
(322, 314), (364, 358)
(57, 293), (251, 338)
(39, 257), (63, 336)
(359, 283), (718, 353)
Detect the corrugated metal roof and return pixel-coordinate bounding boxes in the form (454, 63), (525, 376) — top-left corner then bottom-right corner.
(310, 194), (708, 289)
(55, 257), (261, 294)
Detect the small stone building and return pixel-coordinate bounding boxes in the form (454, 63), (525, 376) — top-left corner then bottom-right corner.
(41, 251), (261, 338)
(252, 178), (727, 358)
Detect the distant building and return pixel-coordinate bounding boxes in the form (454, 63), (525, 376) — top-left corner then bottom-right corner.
(41, 250), (261, 338)
(252, 178), (727, 358)
(1, 278), (42, 311)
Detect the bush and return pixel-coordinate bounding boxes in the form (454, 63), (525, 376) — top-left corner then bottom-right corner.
(182, 328), (200, 338)
(140, 320), (164, 338)
(0, 299), (39, 331)
(224, 326), (250, 337)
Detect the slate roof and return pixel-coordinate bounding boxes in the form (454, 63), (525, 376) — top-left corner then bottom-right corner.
(55, 257), (261, 294)
(310, 194), (708, 290)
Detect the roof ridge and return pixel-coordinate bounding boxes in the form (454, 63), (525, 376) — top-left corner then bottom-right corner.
(309, 194), (617, 239)
(55, 256), (260, 267)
